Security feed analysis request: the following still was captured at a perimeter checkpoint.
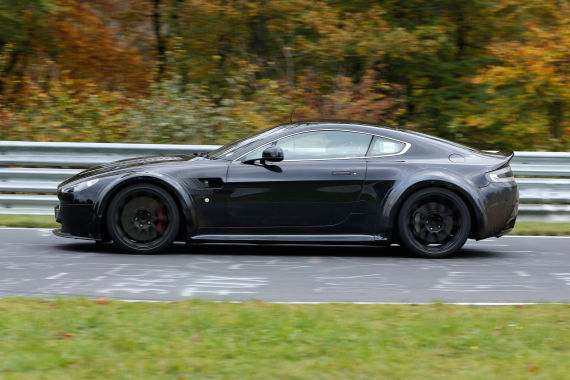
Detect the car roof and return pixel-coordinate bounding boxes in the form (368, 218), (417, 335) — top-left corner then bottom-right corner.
(269, 120), (404, 139)
(218, 120), (474, 161)
(284, 120), (479, 154)
(278, 119), (397, 132)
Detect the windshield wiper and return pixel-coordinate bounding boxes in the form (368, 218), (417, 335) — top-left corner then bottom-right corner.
(193, 152), (209, 158)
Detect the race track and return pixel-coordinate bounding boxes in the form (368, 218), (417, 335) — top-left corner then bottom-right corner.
(0, 228), (568, 303)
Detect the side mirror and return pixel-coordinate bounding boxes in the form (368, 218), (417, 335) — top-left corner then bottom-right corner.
(261, 145), (284, 163)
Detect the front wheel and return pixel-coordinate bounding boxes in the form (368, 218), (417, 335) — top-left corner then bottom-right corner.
(106, 184), (180, 254)
(397, 187), (471, 258)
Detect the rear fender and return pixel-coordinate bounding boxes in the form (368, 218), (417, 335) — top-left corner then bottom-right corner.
(379, 171), (486, 240)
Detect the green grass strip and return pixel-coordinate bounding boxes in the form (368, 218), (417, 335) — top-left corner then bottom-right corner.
(510, 221), (570, 236)
(0, 299), (568, 379)
(0, 215), (58, 228)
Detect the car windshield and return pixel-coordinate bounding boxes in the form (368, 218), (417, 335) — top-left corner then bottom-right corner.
(207, 125), (287, 159)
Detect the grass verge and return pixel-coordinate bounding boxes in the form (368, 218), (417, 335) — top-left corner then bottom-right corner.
(0, 215), (58, 228)
(0, 299), (568, 379)
(2, 216), (569, 235)
(510, 221), (570, 236)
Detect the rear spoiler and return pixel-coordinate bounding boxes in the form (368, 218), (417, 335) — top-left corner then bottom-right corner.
(482, 150), (514, 170)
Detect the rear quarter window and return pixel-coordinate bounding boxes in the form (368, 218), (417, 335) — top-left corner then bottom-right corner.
(368, 137), (406, 156)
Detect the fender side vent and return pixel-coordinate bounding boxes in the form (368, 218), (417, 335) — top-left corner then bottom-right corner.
(199, 178), (224, 188)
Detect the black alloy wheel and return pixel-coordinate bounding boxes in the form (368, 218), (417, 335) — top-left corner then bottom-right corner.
(106, 184), (180, 254)
(397, 187), (470, 258)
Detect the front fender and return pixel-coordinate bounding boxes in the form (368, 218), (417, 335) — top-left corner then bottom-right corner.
(94, 172), (196, 239)
(379, 171), (486, 240)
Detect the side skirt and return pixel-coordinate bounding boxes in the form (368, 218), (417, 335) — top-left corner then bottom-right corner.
(190, 234), (389, 244)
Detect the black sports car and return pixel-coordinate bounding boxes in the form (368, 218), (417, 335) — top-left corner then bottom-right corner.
(54, 121), (518, 258)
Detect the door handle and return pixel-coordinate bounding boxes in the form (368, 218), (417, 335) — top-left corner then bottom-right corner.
(331, 170), (354, 175)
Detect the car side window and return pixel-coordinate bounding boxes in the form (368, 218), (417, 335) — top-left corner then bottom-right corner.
(368, 136), (406, 156)
(242, 130), (373, 161)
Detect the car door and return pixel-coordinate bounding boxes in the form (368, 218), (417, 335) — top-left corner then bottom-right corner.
(224, 130), (372, 232)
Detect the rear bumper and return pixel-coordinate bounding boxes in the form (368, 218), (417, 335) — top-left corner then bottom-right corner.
(493, 208), (517, 238)
(476, 181), (519, 239)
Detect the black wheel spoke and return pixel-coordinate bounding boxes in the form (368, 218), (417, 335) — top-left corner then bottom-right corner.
(116, 193), (172, 243)
(107, 184), (180, 254)
(399, 188), (471, 258)
(425, 202), (439, 214)
(425, 231), (437, 243)
(435, 230), (447, 242)
(401, 190), (470, 256)
(415, 205), (429, 218)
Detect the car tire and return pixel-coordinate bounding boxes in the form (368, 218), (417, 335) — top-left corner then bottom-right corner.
(397, 187), (470, 258)
(106, 183), (180, 254)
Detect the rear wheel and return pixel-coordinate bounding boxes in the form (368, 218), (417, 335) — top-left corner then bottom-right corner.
(397, 187), (470, 258)
(106, 184), (180, 254)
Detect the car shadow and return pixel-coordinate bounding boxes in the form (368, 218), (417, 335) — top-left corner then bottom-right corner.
(54, 240), (503, 260)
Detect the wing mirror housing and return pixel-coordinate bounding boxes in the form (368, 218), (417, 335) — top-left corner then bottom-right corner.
(261, 145), (284, 163)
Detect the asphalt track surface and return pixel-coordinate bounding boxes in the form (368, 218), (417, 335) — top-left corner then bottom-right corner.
(0, 228), (569, 303)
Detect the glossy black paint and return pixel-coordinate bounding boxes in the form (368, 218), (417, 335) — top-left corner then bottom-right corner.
(55, 121), (518, 246)
(225, 159), (367, 230)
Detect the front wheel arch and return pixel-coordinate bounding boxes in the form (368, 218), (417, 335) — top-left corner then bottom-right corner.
(97, 177), (193, 242)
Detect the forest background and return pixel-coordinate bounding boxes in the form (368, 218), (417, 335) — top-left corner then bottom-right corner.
(0, 0), (567, 150)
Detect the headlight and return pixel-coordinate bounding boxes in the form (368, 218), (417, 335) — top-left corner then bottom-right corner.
(488, 167), (515, 183)
(71, 178), (99, 192)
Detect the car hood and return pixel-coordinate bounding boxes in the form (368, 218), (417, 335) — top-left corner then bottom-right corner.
(59, 154), (208, 188)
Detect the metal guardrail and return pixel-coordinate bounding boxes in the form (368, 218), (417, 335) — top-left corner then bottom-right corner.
(0, 141), (219, 167)
(1, 141), (569, 222)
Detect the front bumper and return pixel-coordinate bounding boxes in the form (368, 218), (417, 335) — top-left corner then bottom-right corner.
(54, 201), (99, 240)
(52, 228), (96, 240)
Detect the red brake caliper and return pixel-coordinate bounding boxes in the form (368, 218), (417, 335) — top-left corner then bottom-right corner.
(156, 207), (164, 232)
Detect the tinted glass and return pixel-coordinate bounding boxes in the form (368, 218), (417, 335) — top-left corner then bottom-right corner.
(243, 130), (372, 161)
(368, 137), (405, 156)
(208, 125), (286, 159)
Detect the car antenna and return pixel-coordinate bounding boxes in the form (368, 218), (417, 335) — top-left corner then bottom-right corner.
(289, 106), (297, 123)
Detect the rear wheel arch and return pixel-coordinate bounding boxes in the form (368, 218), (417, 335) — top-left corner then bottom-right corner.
(390, 180), (482, 241)
(97, 176), (194, 242)
(396, 186), (471, 257)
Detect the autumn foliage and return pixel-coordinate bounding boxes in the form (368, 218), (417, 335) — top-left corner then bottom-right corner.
(0, 0), (567, 149)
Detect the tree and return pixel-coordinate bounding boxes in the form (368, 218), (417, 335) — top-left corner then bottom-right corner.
(460, 0), (569, 150)
(0, 0), (54, 95)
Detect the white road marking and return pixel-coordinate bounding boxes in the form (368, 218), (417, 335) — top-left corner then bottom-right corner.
(181, 276), (267, 297)
(45, 272), (67, 280)
(464, 244), (509, 247)
(433, 271), (539, 292)
(181, 288), (256, 296)
(314, 274), (409, 293)
(551, 273), (570, 285)
(515, 271), (530, 277)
